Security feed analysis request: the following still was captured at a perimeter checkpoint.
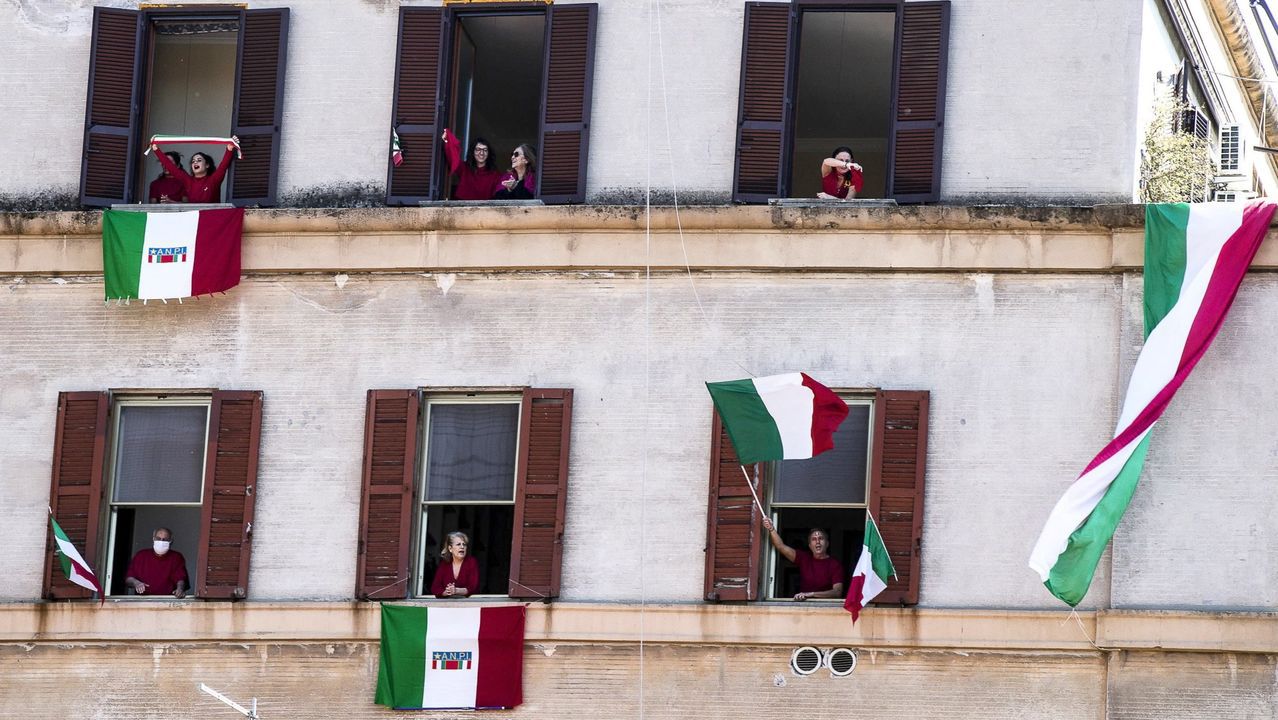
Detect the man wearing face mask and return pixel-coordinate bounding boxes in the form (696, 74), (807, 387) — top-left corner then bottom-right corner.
(124, 527), (189, 598)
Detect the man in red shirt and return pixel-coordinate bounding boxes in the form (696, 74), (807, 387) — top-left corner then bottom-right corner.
(762, 517), (845, 601)
(125, 527), (188, 598)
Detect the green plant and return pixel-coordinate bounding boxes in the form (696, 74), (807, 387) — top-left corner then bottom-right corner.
(1140, 88), (1216, 203)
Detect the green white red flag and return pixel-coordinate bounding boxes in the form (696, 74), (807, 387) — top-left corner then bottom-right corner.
(844, 513), (895, 622)
(375, 604), (525, 710)
(146, 134), (242, 159)
(50, 515), (100, 594)
(102, 208), (244, 301)
(705, 373), (849, 464)
(1030, 200), (1277, 606)
(391, 130), (404, 167)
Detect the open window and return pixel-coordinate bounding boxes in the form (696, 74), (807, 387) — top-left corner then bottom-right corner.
(79, 6), (288, 208)
(43, 391), (262, 600)
(356, 388), (572, 600)
(732, 1), (950, 203)
(704, 390), (928, 604)
(385, 3), (597, 205)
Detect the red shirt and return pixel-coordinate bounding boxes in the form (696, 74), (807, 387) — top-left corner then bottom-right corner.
(155, 148), (234, 203)
(794, 550), (843, 593)
(821, 167), (864, 198)
(442, 133), (503, 200)
(431, 555), (481, 598)
(148, 175), (186, 203)
(126, 549), (189, 595)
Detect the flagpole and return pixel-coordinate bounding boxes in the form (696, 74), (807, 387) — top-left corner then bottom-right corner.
(738, 465), (767, 520)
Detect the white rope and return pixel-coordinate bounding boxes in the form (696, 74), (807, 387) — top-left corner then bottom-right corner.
(653, 0), (756, 380)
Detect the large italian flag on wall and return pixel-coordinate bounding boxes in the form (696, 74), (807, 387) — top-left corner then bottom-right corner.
(1030, 200), (1277, 606)
(375, 605), (525, 710)
(102, 208), (244, 301)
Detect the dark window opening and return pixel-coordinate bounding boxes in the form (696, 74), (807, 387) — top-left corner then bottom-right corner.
(417, 398), (522, 597)
(104, 401), (208, 597)
(444, 13), (546, 199)
(766, 398), (873, 600)
(789, 10), (896, 199)
(137, 18), (239, 203)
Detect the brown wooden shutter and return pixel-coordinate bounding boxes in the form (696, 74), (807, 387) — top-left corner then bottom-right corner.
(867, 390), (929, 605)
(536, 4), (597, 204)
(732, 2), (795, 203)
(356, 390), (420, 599)
(703, 411), (764, 601)
(386, 8), (449, 205)
(195, 391), (263, 599)
(78, 8), (143, 207)
(44, 392), (109, 599)
(509, 389), (572, 599)
(888, 1), (950, 203)
(228, 8), (289, 206)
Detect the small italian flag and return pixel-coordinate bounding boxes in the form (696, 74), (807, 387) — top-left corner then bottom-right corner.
(375, 605), (525, 710)
(102, 208), (244, 301)
(391, 129), (404, 167)
(1030, 200), (1277, 606)
(705, 372), (849, 464)
(50, 515), (100, 594)
(844, 514), (895, 622)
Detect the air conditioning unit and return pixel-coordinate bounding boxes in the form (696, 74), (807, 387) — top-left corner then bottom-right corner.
(1217, 124), (1245, 176)
(1213, 189), (1256, 202)
(1178, 108), (1209, 139)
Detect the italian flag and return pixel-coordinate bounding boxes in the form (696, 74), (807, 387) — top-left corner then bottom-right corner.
(705, 373), (850, 464)
(102, 208), (244, 301)
(391, 129), (404, 167)
(1030, 200), (1277, 606)
(844, 514), (895, 623)
(375, 605), (525, 710)
(146, 134), (242, 159)
(50, 515), (100, 594)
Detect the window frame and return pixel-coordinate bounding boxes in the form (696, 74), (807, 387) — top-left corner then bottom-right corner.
(762, 392), (874, 600)
(102, 394), (212, 597)
(413, 391), (524, 597)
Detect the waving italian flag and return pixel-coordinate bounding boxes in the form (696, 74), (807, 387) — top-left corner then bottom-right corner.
(706, 372), (849, 464)
(102, 208), (244, 301)
(50, 515), (100, 594)
(1030, 200), (1277, 606)
(845, 513), (895, 622)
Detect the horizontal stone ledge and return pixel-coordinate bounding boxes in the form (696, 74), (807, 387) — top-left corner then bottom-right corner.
(2, 602), (1275, 653)
(0, 204), (1150, 237)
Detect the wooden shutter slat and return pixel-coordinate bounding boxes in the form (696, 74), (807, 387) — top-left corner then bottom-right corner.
(386, 8), (447, 205)
(509, 389), (572, 599)
(356, 390), (419, 599)
(537, 4), (597, 204)
(867, 390), (929, 605)
(195, 391), (262, 599)
(888, 2), (950, 203)
(79, 8), (142, 207)
(732, 3), (793, 203)
(703, 411), (763, 601)
(228, 9), (288, 207)
(44, 392), (109, 599)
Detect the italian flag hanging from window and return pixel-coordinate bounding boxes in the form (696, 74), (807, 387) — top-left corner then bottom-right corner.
(1030, 200), (1277, 606)
(844, 513), (895, 623)
(705, 372), (850, 464)
(375, 604), (525, 710)
(50, 515), (100, 594)
(102, 208), (244, 301)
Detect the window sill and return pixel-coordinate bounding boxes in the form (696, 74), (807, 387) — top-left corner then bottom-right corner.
(110, 203), (235, 213)
(419, 200), (544, 207)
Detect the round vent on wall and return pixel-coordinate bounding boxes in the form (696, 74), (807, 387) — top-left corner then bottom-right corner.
(827, 647), (857, 676)
(790, 646), (822, 675)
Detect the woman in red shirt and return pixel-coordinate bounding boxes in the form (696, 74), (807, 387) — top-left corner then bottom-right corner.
(817, 145), (864, 200)
(441, 128), (503, 200)
(494, 144), (537, 200)
(151, 136), (238, 204)
(431, 530), (480, 598)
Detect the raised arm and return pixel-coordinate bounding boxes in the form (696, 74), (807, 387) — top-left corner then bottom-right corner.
(761, 516), (797, 563)
(441, 129), (463, 175)
(153, 145), (190, 180)
(821, 157), (863, 176)
(208, 147), (235, 185)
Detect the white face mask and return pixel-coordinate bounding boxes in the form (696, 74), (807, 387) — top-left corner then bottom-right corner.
(153, 540), (171, 555)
